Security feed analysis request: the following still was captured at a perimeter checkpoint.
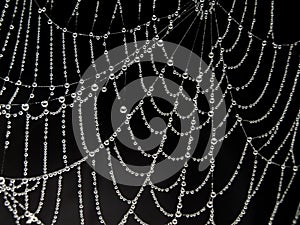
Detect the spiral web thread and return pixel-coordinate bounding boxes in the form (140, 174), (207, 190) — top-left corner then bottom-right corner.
(0, 0), (299, 224)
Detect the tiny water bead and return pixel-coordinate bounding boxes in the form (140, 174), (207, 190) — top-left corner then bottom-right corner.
(211, 138), (218, 145)
(122, 64), (127, 71)
(109, 73), (115, 80)
(207, 201), (213, 208)
(58, 96), (65, 103)
(182, 72), (188, 79)
(134, 56), (140, 63)
(157, 40), (164, 47)
(22, 104), (29, 111)
(91, 84), (99, 92)
(167, 59), (174, 66)
(109, 66), (114, 71)
(0, 177), (5, 185)
(211, 192), (217, 198)
(120, 106), (127, 114)
(41, 101), (48, 108)
(196, 76), (202, 82)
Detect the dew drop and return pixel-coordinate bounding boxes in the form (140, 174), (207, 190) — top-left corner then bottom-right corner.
(91, 84), (99, 92)
(122, 65), (127, 71)
(167, 59), (174, 66)
(41, 101), (48, 108)
(0, 177), (5, 185)
(22, 104), (29, 111)
(157, 40), (164, 47)
(120, 106), (127, 114)
(182, 72), (188, 79)
(109, 66), (114, 71)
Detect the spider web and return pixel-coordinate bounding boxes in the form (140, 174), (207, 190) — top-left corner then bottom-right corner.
(0, 0), (299, 224)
